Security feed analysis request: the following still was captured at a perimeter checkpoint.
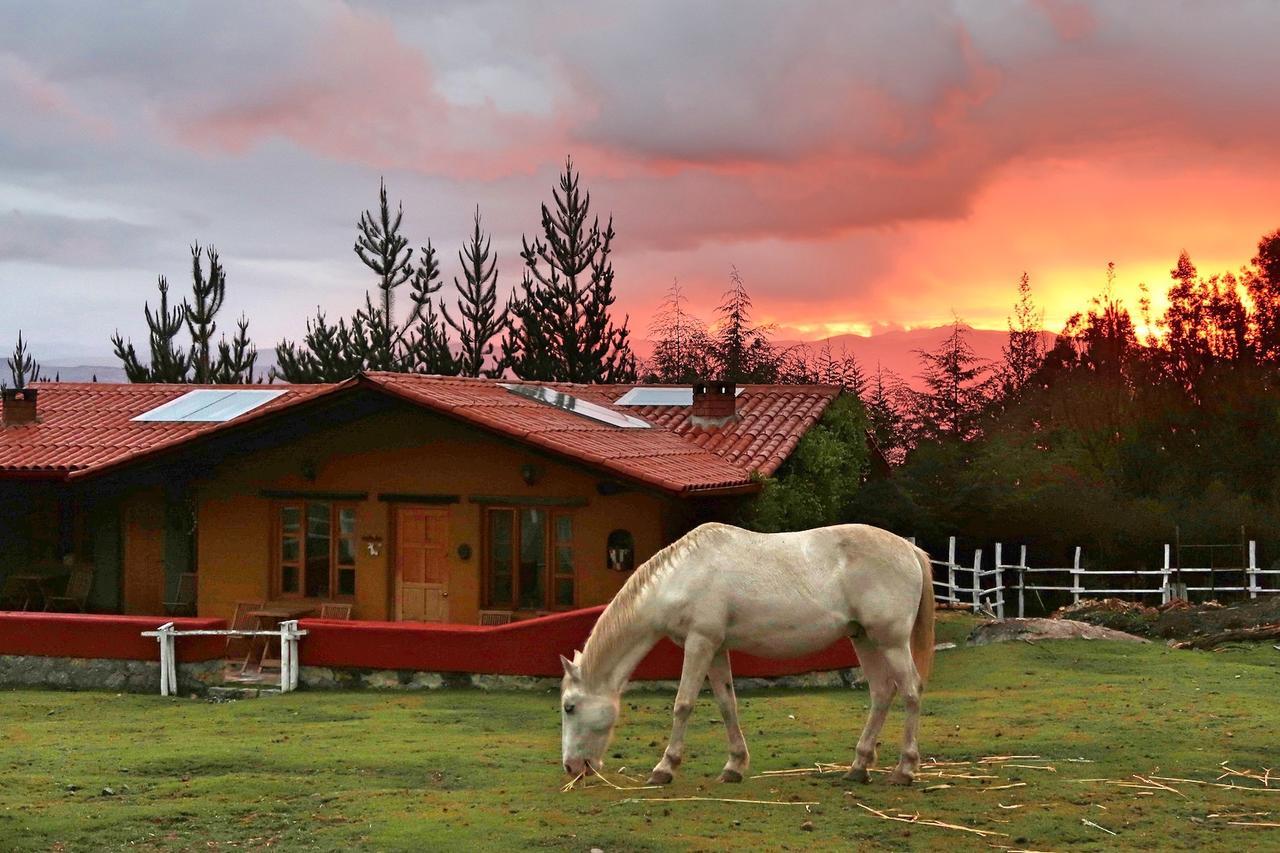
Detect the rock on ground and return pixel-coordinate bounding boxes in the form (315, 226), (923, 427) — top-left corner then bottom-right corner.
(967, 617), (1149, 646)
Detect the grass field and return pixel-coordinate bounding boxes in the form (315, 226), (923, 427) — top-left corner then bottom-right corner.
(2, 613), (1279, 851)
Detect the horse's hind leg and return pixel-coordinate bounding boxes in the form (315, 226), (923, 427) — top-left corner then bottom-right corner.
(845, 642), (895, 783)
(648, 632), (717, 786)
(881, 643), (923, 786)
(707, 650), (749, 782)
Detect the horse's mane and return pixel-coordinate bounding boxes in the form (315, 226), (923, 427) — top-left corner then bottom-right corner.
(579, 522), (731, 682)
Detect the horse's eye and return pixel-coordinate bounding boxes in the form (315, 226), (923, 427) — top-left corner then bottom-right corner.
(564, 704), (575, 714)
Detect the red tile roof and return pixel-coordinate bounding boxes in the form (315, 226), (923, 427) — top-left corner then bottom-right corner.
(0, 375), (840, 495)
(0, 383), (330, 476)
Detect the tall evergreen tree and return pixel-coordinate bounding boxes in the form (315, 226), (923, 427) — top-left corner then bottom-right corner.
(864, 362), (909, 464)
(184, 243), (227, 383)
(999, 272), (1046, 399)
(113, 246), (256, 384)
(443, 208), (507, 377)
(6, 331), (42, 388)
(912, 319), (992, 442)
(275, 180), (458, 380)
(711, 266), (777, 383)
(501, 157), (637, 383)
(112, 275), (189, 382)
(646, 278), (712, 383)
(1245, 229), (1280, 366)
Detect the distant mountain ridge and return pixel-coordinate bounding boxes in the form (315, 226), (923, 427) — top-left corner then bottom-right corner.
(37, 325), (1053, 389)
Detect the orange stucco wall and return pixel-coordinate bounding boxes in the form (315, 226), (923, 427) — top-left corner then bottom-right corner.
(195, 407), (684, 624)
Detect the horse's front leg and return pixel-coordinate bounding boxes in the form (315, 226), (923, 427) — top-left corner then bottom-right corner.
(707, 650), (749, 782)
(647, 633), (717, 785)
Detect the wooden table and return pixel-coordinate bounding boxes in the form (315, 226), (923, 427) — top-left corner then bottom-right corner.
(1, 572), (68, 611)
(244, 606), (314, 674)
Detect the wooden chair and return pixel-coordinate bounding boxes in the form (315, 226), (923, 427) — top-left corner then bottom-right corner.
(163, 573), (198, 616)
(226, 600), (264, 667)
(43, 564), (94, 612)
(318, 602), (352, 620)
(478, 609), (514, 626)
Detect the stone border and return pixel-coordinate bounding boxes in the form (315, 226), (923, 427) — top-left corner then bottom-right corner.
(0, 654), (223, 695)
(298, 665), (865, 692)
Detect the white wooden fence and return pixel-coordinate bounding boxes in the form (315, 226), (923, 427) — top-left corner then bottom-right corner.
(141, 620), (307, 696)
(920, 537), (1280, 618)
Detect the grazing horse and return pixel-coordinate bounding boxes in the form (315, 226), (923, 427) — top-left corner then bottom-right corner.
(559, 522), (935, 786)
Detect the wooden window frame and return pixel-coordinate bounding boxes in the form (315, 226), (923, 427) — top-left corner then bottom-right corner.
(482, 506), (575, 612)
(273, 500), (358, 601)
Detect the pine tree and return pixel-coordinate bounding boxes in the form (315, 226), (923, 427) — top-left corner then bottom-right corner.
(864, 362), (909, 464)
(646, 278), (712, 383)
(711, 266), (777, 383)
(113, 246), (256, 384)
(913, 320), (992, 442)
(1245, 229), (1280, 366)
(443, 208), (507, 377)
(184, 243), (227, 383)
(501, 157), (637, 383)
(112, 275), (189, 382)
(6, 331), (42, 388)
(999, 272), (1046, 399)
(275, 180), (458, 381)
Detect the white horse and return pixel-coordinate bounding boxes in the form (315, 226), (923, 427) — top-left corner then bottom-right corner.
(560, 522), (935, 786)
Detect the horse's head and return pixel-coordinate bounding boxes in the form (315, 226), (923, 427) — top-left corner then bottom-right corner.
(559, 651), (619, 777)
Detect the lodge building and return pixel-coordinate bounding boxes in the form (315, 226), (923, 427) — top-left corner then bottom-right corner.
(0, 375), (839, 625)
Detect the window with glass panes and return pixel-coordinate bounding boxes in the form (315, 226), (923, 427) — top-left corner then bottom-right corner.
(276, 502), (357, 599)
(484, 507), (574, 610)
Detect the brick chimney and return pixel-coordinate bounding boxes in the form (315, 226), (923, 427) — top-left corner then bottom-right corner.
(2, 387), (39, 426)
(691, 380), (737, 428)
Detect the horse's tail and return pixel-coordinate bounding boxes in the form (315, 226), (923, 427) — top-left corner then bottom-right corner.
(910, 546), (936, 686)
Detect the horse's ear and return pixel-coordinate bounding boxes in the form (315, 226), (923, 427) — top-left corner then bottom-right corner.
(559, 654), (581, 681)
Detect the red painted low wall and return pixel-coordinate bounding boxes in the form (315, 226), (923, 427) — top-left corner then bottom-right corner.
(0, 612), (227, 662)
(300, 607), (858, 679)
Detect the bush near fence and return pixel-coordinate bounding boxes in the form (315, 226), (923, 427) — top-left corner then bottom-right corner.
(299, 606), (859, 679)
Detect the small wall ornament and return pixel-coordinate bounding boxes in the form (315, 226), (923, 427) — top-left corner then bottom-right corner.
(362, 535), (384, 557)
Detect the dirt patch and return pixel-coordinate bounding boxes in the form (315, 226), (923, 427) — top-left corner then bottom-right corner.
(967, 617), (1148, 646)
(1055, 595), (1280, 643)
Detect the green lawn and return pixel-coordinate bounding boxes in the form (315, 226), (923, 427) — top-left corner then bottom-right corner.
(2, 614), (1278, 851)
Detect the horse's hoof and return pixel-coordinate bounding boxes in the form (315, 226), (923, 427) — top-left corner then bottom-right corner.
(718, 769), (743, 783)
(647, 770), (673, 786)
(886, 771), (913, 786)
(844, 767), (871, 784)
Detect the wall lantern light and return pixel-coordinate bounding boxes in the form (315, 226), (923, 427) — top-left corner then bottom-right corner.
(520, 463), (542, 486)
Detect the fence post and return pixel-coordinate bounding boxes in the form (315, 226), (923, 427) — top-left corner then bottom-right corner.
(1248, 540), (1258, 599)
(972, 549), (983, 613)
(155, 622), (175, 697)
(994, 543), (1005, 619)
(1161, 544), (1172, 605)
(1071, 546), (1083, 605)
(947, 537), (957, 605)
(1018, 545), (1027, 618)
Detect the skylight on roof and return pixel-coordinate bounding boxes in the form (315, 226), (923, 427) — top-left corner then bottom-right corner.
(132, 389), (287, 423)
(615, 386), (745, 407)
(500, 384), (650, 429)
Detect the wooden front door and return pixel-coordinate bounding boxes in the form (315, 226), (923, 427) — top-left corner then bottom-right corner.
(395, 506), (450, 622)
(123, 493), (166, 615)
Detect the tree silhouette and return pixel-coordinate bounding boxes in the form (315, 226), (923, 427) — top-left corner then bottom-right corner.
(646, 278), (713, 383)
(443, 208), (507, 377)
(6, 331), (42, 388)
(501, 158), (636, 383)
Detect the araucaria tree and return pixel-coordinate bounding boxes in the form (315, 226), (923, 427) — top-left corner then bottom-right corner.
(112, 244), (257, 383)
(501, 158), (637, 383)
(443, 208), (507, 377)
(6, 331), (43, 388)
(275, 180), (458, 381)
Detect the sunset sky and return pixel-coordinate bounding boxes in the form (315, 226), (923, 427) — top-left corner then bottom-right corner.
(2, 1), (1279, 360)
